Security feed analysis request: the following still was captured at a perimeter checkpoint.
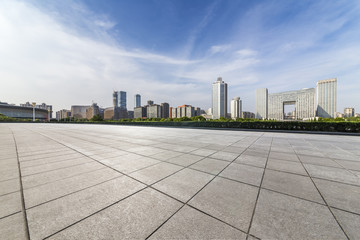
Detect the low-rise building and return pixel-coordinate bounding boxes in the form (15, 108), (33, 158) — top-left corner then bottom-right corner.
(71, 105), (89, 119)
(56, 109), (71, 120)
(174, 105), (200, 118)
(134, 106), (147, 119)
(147, 104), (161, 118)
(242, 111), (255, 119)
(344, 107), (355, 118)
(86, 103), (100, 120)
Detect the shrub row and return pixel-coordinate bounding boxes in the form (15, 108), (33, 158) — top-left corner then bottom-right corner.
(73, 120), (360, 133)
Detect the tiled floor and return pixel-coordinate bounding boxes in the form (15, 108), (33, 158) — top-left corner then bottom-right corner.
(0, 123), (360, 239)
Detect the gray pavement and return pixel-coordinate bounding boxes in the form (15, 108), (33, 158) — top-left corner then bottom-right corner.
(0, 123), (360, 239)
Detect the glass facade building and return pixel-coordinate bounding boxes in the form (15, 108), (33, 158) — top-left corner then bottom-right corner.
(134, 94), (141, 108)
(212, 77), (228, 119)
(316, 78), (337, 118)
(113, 91), (127, 110)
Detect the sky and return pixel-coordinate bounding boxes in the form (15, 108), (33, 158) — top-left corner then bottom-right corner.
(0, 0), (359, 114)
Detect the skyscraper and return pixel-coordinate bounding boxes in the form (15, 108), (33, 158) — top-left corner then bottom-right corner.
(134, 94), (141, 108)
(231, 97), (242, 119)
(256, 88), (268, 119)
(316, 78), (337, 118)
(212, 77), (228, 119)
(113, 91), (127, 110)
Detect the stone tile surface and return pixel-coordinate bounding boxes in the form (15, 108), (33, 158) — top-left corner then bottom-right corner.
(153, 168), (214, 202)
(220, 163), (264, 186)
(27, 176), (145, 239)
(189, 157), (229, 175)
(1, 123), (360, 239)
(149, 205), (247, 239)
(267, 158), (307, 175)
(129, 162), (183, 185)
(314, 178), (360, 214)
(332, 208), (360, 240)
(189, 177), (258, 231)
(49, 188), (182, 240)
(262, 169), (324, 204)
(250, 189), (347, 240)
(0, 213), (27, 240)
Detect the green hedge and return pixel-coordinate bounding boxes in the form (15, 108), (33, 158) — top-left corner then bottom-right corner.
(67, 121), (360, 133)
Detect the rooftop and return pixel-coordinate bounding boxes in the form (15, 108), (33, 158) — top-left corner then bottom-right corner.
(1, 123), (359, 239)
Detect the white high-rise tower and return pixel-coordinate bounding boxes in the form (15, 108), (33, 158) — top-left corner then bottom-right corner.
(231, 97), (242, 119)
(317, 78), (337, 118)
(212, 77), (228, 119)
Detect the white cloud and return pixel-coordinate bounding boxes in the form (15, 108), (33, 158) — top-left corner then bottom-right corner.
(0, 0), (206, 112)
(209, 44), (231, 54)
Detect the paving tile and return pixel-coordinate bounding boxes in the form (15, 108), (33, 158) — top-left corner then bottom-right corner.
(242, 149), (268, 158)
(297, 155), (341, 168)
(269, 152), (298, 162)
(0, 178), (20, 196)
(19, 150), (75, 162)
(189, 177), (258, 232)
(313, 178), (360, 214)
(26, 176), (145, 240)
(111, 156), (160, 174)
(149, 205), (247, 240)
(235, 154), (267, 168)
(0, 191), (21, 218)
(129, 162), (183, 185)
(331, 208), (360, 240)
(20, 157), (93, 176)
(262, 169), (324, 204)
(166, 153), (203, 167)
(99, 153), (144, 166)
(220, 163), (264, 186)
(334, 159), (360, 171)
(19, 153), (83, 168)
(249, 189), (347, 240)
(24, 168), (122, 208)
(22, 161), (104, 189)
(204, 144), (227, 151)
(222, 146), (246, 154)
(150, 150), (184, 161)
(153, 168), (214, 202)
(209, 151), (240, 162)
(190, 158), (229, 175)
(0, 168), (19, 182)
(304, 164), (360, 186)
(0, 213), (27, 240)
(267, 159), (307, 175)
(49, 188), (182, 240)
(190, 148), (217, 157)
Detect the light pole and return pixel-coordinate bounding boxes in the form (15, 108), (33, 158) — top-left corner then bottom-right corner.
(32, 102), (36, 122)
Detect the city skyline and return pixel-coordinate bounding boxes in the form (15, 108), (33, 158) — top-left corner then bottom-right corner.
(1, 0), (360, 113)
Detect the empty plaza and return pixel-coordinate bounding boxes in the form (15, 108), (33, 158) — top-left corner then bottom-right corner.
(1, 123), (360, 239)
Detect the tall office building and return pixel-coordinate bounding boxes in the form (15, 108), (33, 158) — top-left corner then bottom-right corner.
(256, 88), (268, 119)
(212, 77), (228, 119)
(316, 78), (337, 118)
(113, 91), (127, 110)
(231, 97), (242, 119)
(134, 94), (141, 108)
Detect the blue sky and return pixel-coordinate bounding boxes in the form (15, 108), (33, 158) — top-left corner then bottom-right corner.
(0, 0), (359, 113)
